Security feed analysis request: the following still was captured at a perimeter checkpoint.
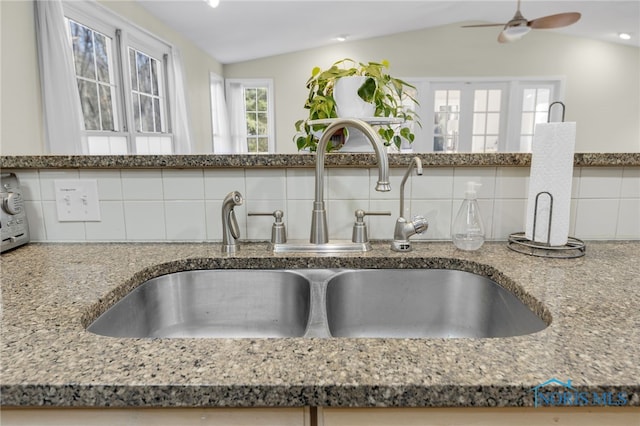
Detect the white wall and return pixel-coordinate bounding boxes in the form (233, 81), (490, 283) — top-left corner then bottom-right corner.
(0, 0), (223, 155)
(224, 23), (640, 154)
(7, 166), (639, 243)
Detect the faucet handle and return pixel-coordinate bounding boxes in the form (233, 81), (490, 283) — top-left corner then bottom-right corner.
(352, 209), (391, 244)
(248, 210), (286, 244)
(354, 209), (392, 219)
(411, 215), (429, 234)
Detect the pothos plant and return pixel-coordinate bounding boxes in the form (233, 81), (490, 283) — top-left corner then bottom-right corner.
(294, 58), (420, 152)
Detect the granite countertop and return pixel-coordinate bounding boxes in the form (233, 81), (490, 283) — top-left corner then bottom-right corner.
(2, 152), (639, 169)
(1, 241), (639, 408)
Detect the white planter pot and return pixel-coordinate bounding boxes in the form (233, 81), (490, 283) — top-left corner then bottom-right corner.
(333, 76), (375, 118)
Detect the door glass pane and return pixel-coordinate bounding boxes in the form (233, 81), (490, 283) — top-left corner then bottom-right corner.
(521, 112), (534, 134)
(522, 89), (536, 111)
(488, 90), (501, 111)
(473, 113), (486, 134)
(474, 90), (487, 112)
(486, 113), (500, 134)
(536, 89), (550, 110)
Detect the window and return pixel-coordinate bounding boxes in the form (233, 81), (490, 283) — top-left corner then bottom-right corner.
(225, 79), (275, 154)
(408, 78), (564, 153)
(63, 2), (174, 155)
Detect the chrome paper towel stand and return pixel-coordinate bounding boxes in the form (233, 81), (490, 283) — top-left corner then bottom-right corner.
(508, 102), (586, 258)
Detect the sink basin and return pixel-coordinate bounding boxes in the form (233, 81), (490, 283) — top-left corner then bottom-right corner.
(325, 269), (547, 338)
(88, 270), (311, 338)
(88, 268), (547, 339)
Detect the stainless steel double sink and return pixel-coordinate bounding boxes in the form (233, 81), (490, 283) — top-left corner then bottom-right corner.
(87, 269), (548, 339)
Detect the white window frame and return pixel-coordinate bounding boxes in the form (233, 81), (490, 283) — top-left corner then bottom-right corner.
(63, 1), (175, 155)
(406, 77), (565, 153)
(225, 78), (276, 154)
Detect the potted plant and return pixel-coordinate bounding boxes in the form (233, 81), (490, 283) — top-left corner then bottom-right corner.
(294, 58), (420, 152)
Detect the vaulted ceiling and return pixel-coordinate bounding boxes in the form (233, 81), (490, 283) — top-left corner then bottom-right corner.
(135, 0), (640, 64)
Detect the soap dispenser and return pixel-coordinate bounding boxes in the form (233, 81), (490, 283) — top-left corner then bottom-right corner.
(452, 182), (485, 251)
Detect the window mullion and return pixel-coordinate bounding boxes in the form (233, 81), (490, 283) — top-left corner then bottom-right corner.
(115, 29), (136, 153)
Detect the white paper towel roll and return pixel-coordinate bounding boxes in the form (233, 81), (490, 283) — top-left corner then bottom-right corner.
(525, 121), (576, 246)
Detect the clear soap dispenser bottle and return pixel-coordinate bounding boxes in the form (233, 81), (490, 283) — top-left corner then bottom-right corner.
(452, 181), (485, 251)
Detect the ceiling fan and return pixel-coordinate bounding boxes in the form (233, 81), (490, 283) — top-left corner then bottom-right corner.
(463, 0), (581, 43)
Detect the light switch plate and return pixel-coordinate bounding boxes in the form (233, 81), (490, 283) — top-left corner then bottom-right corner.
(54, 179), (101, 222)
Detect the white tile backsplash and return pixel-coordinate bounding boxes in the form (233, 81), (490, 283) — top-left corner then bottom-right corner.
(412, 167), (454, 200)
(245, 169), (286, 201)
(85, 201), (126, 241)
(162, 169), (204, 200)
(164, 200), (206, 241)
(578, 167), (623, 198)
(13, 166), (640, 243)
(574, 199), (620, 240)
(327, 168), (369, 200)
(123, 201), (166, 240)
(204, 169), (246, 200)
(617, 199), (640, 239)
(453, 167), (497, 200)
(79, 170), (123, 200)
(41, 201), (86, 240)
(121, 170), (163, 200)
(621, 167), (640, 198)
(39, 170), (80, 200)
(494, 167), (529, 199)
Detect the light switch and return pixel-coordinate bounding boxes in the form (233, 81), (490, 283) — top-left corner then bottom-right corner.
(54, 180), (101, 222)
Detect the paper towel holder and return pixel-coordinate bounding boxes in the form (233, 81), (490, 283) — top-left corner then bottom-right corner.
(508, 191), (586, 258)
(507, 101), (586, 258)
(548, 101), (566, 122)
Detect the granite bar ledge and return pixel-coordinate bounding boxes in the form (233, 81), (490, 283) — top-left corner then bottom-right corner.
(1, 152), (639, 169)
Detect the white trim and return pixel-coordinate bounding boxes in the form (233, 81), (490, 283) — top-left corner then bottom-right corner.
(225, 78), (276, 154)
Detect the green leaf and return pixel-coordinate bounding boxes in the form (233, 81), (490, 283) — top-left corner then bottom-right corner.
(357, 77), (377, 103)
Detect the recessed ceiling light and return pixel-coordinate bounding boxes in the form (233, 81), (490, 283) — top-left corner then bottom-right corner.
(205, 0), (220, 8)
(335, 35), (348, 42)
(618, 33), (632, 40)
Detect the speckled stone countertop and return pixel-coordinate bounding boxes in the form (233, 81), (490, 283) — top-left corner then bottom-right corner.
(1, 241), (639, 408)
(2, 152), (639, 169)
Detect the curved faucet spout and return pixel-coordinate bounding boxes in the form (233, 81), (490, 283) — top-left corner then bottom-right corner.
(399, 156), (423, 216)
(311, 118), (390, 244)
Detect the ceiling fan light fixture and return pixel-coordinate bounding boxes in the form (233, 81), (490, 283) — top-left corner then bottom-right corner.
(504, 26), (531, 38)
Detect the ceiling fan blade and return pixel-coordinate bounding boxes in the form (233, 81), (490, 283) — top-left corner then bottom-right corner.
(462, 23), (507, 28)
(529, 12), (581, 29)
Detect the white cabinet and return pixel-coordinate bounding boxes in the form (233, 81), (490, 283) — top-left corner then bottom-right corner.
(319, 407), (640, 426)
(1, 408), (309, 426)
